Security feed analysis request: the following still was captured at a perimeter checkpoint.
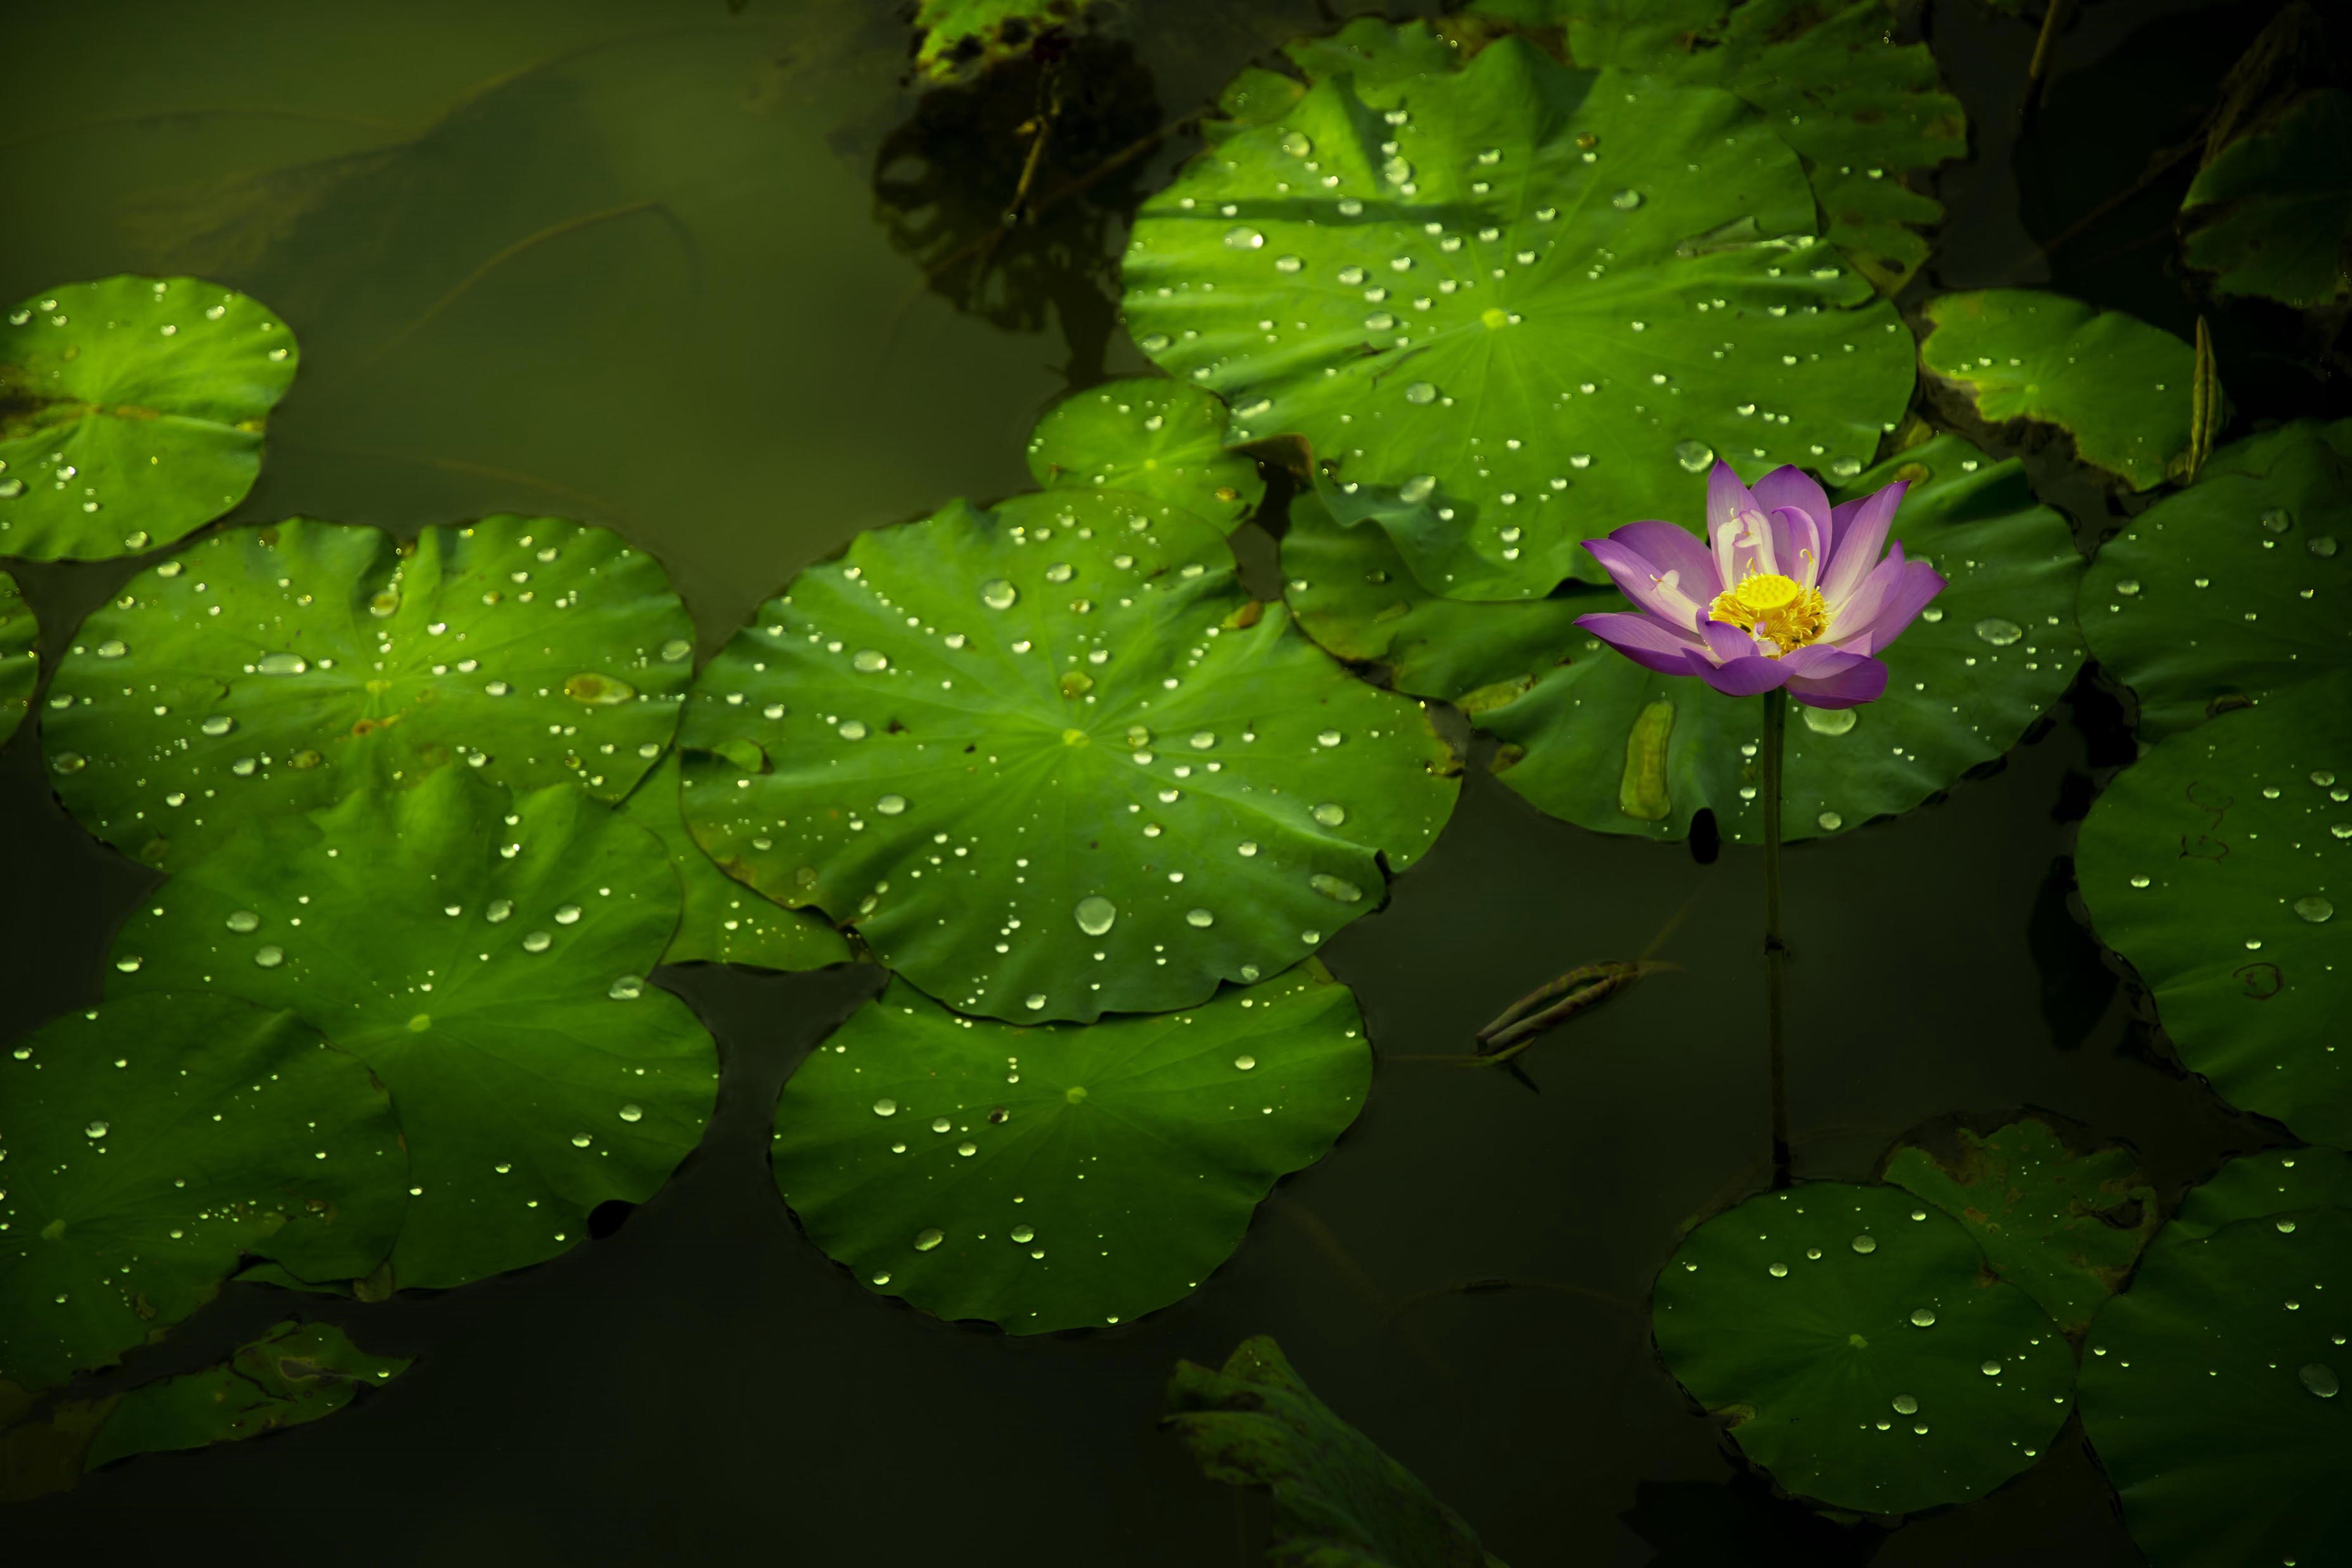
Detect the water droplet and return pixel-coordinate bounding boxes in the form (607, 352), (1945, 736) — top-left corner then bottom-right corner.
(1075, 896), (1117, 936)
(1224, 226), (1264, 250)
(85, 1120), (108, 1138)
(2116, 578), (2141, 596)
(914, 1227), (945, 1252)
(570, 1133), (592, 1148)
(253, 944), (285, 967)
(1611, 188), (1642, 209)
(2296, 896), (2334, 923)
(1673, 439), (1713, 473)
(2260, 507), (2294, 534)
(1234, 1055), (1256, 1071)
(1317, 729), (1343, 747)
(1025, 993), (1047, 1010)
(1981, 1360), (2002, 1376)
(609, 975), (644, 1000)
(2302, 1363), (2340, 1399)
(1802, 706), (1857, 737)
(2311, 536), (2339, 558)
(851, 649), (888, 673)
(95, 639), (127, 659)
(1398, 473), (1436, 504)
(200, 713), (237, 737)
(256, 652), (307, 675)
(1309, 873), (1362, 903)
(1311, 802), (1346, 827)
(554, 905), (582, 925)
(1974, 617), (2024, 647)
(1851, 1233), (1877, 1254)
(1911, 1307), (1937, 1327)
(1891, 1394), (1919, 1415)
(1817, 810), (1843, 831)
(50, 752), (86, 775)
(485, 899), (514, 923)
(1768, 1262), (1789, 1278)
(838, 719), (869, 741)
(1279, 130), (1312, 158)
(521, 931), (553, 953)
(956, 1140), (976, 1157)
(876, 794), (907, 816)
(1403, 381), (1438, 405)
(1186, 908), (1215, 928)
(619, 1104), (643, 1122)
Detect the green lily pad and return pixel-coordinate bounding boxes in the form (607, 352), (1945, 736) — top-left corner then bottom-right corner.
(2079, 1208), (2352, 1568)
(0, 995), (404, 1393)
(1653, 1182), (2076, 1515)
(44, 514), (693, 870)
(2075, 691), (2352, 1147)
(2158, 1149), (2352, 1252)
(1480, 435), (2083, 843)
(1201, 20), (1473, 144)
(84, 1321), (409, 1472)
(913, 0), (1095, 82)
(2081, 417), (2352, 744)
(0, 570), (34, 748)
(679, 489), (1457, 1024)
(1467, 0), (1968, 296)
(1122, 35), (1914, 601)
(1025, 379), (1264, 533)
(0, 277), (297, 561)
(1920, 290), (2195, 493)
(771, 967), (1369, 1332)
(107, 770), (717, 1290)
(2180, 89), (2352, 311)
(620, 753), (852, 972)
(1882, 1117), (2159, 1335)
(1166, 1335), (1509, 1568)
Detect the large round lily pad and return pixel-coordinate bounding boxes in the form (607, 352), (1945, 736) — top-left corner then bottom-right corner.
(44, 514), (693, 869)
(1121, 34), (1914, 601)
(0, 570), (34, 748)
(1479, 435), (2082, 843)
(2180, 89), (2352, 312)
(772, 966), (1369, 1332)
(1653, 1182), (2076, 1515)
(0, 995), (404, 1393)
(2080, 1208), (2352, 1568)
(2159, 1149), (2352, 1252)
(678, 488), (1457, 1024)
(2082, 417), (2352, 744)
(108, 770), (718, 1289)
(2076, 691), (2352, 1146)
(0, 277), (297, 561)
(1025, 378), (1263, 533)
(1920, 290), (2195, 494)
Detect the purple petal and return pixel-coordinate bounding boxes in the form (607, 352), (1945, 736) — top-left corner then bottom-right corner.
(1751, 467), (1831, 537)
(1587, 537), (1710, 632)
(1779, 644), (1870, 678)
(1827, 544), (1910, 651)
(1699, 618), (1755, 666)
(1841, 559), (1948, 653)
(1575, 611), (1709, 677)
(1696, 654), (1792, 697)
(1768, 506), (1824, 587)
(1819, 479), (1908, 606)
(1787, 657), (1889, 708)
(1610, 520), (1725, 597)
(1706, 462), (1753, 538)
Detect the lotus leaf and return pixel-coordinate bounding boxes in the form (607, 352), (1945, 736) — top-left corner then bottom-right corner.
(2075, 691), (2352, 1147)
(2180, 89), (2352, 310)
(1479, 435), (2081, 843)
(1920, 290), (2195, 492)
(44, 515), (693, 869)
(771, 967), (1368, 1332)
(0, 995), (404, 1392)
(1025, 379), (1264, 533)
(1122, 35), (1914, 601)
(2079, 1209), (2352, 1568)
(2158, 1149), (2352, 1252)
(84, 1321), (409, 1472)
(0, 277), (297, 561)
(621, 753), (852, 971)
(107, 770), (718, 1289)
(1653, 1182), (2075, 1515)
(913, 0), (1095, 82)
(0, 570), (33, 748)
(678, 489), (1457, 1024)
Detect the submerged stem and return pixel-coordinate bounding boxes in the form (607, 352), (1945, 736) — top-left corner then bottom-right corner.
(1761, 686), (1791, 1190)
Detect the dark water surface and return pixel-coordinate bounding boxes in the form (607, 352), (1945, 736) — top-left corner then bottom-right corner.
(0, 1), (2294, 1562)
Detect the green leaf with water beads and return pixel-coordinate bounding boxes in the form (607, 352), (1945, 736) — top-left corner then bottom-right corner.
(106, 770), (717, 1290)
(1468, 0), (1969, 296)
(2075, 689), (2352, 1149)
(0, 570), (34, 748)
(620, 753), (852, 971)
(1919, 290), (2197, 493)
(1882, 1117), (2159, 1336)
(2180, 89), (2352, 311)
(82, 1320), (409, 1472)
(2081, 417), (2352, 744)
(1121, 35), (1914, 601)
(1653, 1182), (2076, 1515)
(2079, 1208), (2352, 1568)
(0, 995), (404, 1393)
(677, 488), (1457, 1025)
(43, 514), (693, 870)
(912, 0), (1096, 82)
(2156, 1149), (2352, 1253)
(0, 277), (297, 562)
(1025, 378), (1265, 533)
(1478, 434), (2082, 844)
(1166, 1335), (1510, 1568)
(772, 967), (1368, 1333)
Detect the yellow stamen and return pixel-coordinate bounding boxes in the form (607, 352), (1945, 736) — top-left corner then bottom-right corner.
(1710, 569), (1832, 654)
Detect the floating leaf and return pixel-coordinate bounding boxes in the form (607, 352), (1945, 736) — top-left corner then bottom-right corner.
(2080, 1208), (2352, 1568)
(1653, 1182), (2075, 1514)
(108, 770), (717, 1289)
(2077, 689), (2352, 1145)
(0, 570), (33, 748)
(1122, 35), (1914, 601)
(772, 967), (1368, 1332)
(2157, 1148), (2352, 1252)
(1025, 378), (1264, 532)
(620, 753), (851, 971)
(44, 515), (692, 870)
(1882, 1117), (2159, 1335)
(1166, 1335), (1509, 1568)
(2180, 89), (2352, 311)
(913, 0), (1097, 82)
(1480, 435), (2081, 843)
(1919, 290), (2195, 492)
(679, 490), (1456, 1024)
(0, 277), (297, 561)
(2081, 417), (2352, 744)
(1467, 0), (1968, 295)
(0, 996), (403, 1392)
(84, 1321), (409, 1472)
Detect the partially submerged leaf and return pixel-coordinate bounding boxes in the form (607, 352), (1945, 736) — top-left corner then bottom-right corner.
(0, 571), (34, 748)
(913, 0), (1097, 83)
(0, 276), (297, 561)
(2180, 88), (2352, 310)
(2156, 1147), (2352, 1252)
(84, 1321), (410, 1472)
(1025, 378), (1264, 533)
(620, 753), (852, 972)
(1166, 1335), (1507, 1567)
(0, 997), (404, 1392)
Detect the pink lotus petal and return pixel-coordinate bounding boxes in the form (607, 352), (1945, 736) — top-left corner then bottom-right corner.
(1751, 467), (1832, 538)
(1779, 643), (1870, 678)
(1610, 520), (1725, 597)
(1843, 559), (1948, 651)
(1787, 657), (1889, 708)
(1587, 537), (1710, 632)
(1575, 611), (1710, 677)
(1697, 654), (1792, 697)
(1768, 506), (1824, 589)
(1819, 479), (1908, 606)
(1830, 542), (1908, 639)
(1699, 618), (1756, 666)
(1706, 462), (1753, 539)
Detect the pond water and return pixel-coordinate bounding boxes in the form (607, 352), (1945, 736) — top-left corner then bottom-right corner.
(3, 1), (2340, 1563)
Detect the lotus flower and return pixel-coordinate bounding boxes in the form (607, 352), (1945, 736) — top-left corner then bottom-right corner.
(1573, 462), (1945, 709)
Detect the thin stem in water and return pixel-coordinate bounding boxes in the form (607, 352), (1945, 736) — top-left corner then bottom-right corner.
(1761, 685), (1791, 1189)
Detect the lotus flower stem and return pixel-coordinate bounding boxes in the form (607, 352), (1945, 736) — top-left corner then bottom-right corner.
(1761, 686), (1792, 1190)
